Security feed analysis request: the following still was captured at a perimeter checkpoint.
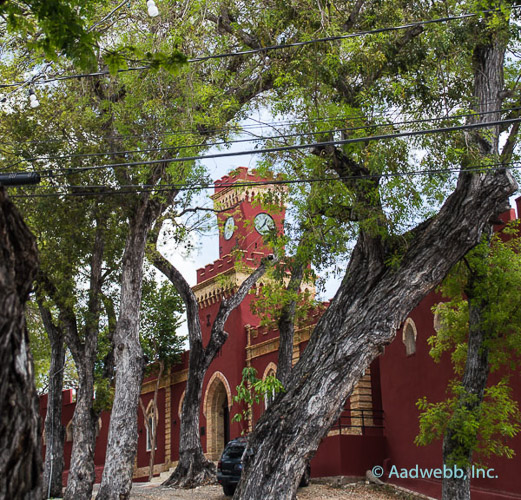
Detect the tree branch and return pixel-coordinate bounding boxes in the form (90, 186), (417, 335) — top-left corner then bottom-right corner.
(148, 221), (202, 350)
(206, 7), (263, 49)
(204, 255), (276, 366)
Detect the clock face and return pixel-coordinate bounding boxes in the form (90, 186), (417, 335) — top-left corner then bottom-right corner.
(254, 212), (275, 235)
(223, 216), (235, 240)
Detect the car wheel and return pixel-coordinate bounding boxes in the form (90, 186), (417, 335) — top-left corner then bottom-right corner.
(223, 484), (236, 496)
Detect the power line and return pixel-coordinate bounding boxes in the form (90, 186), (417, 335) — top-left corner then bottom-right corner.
(1, 6), (518, 90)
(1, 0), (132, 98)
(0, 109), (394, 148)
(25, 116), (521, 177)
(0, 95), (510, 148)
(1, 113), (507, 172)
(9, 160), (521, 199)
(5, 107), (518, 168)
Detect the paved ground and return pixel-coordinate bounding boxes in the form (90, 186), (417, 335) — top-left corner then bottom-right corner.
(127, 481), (429, 500)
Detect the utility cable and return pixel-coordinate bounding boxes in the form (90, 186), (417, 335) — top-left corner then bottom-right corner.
(1, 95), (512, 148)
(22, 117), (521, 178)
(4, 106), (518, 168)
(9, 160), (521, 199)
(1, 6), (519, 90)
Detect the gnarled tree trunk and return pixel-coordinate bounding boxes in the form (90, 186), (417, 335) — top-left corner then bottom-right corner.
(235, 171), (516, 500)
(0, 188), (41, 500)
(97, 195), (164, 500)
(37, 297), (66, 499)
(234, 15), (516, 500)
(150, 234), (273, 488)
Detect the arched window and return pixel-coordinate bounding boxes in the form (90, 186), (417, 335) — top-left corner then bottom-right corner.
(262, 363), (277, 409)
(65, 420), (73, 442)
(402, 318), (417, 356)
(433, 310), (442, 332)
(145, 401), (157, 452)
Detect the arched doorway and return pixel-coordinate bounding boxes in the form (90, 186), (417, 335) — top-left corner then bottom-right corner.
(204, 373), (232, 460)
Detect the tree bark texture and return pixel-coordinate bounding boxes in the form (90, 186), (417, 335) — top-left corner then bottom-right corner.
(38, 299), (66, 499)
(97, 197), (163, 500)
(54, 221), (106, 500)
(234, 21), (516, 500)
(276, 262), (304, 387)
(151, 238), (272, 487)
(63, 372), (98, 500)
(0, 188), (42, 500)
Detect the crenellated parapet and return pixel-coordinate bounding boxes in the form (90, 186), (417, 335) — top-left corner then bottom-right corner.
(193, 266), (254, 308)
(211, 166), (286, 211)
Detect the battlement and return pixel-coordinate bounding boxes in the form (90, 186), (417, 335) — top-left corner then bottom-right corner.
(246, 301), (329, 343)
(196, 254), (235, 283)
(213, 166), (254, 194)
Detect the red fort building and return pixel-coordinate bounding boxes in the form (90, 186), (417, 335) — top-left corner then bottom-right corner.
(40, 167), (521, 500)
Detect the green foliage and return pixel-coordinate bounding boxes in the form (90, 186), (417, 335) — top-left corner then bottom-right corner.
(140, 278), (185, 374)
(416, 226), (521, 465)
(429, 226), (521, 373)
(26, 300), (52, 392)
(249, 280), (320, 329)
(232, 367), (285, 434)
(416, 380), (521, 467)
(0, 0), (102, 69)
(93, 374), (115, 414)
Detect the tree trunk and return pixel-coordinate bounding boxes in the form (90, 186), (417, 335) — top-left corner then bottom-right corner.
(43, 342), (66, 499)
(0, 188), (42, 500)
(235, 174), (514, 500)
(37, 297), (66, 499)
(441, 241), (492, 500)
(63, 371), (98, 500)
(59, 219), (106, 500)
(277, 263), (304, 387)
(163, 342), (216, 487)
(234, 17), (514, 498)
(441, 20), (508, 499)
(43, 325), (65, 498)
(151, 236), (272, 488)
(97, 198), (162, 500)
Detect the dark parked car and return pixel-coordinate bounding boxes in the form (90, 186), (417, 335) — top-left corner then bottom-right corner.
(217, 436), (310, 497)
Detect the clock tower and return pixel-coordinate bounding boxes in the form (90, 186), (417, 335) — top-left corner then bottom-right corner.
(212, 167), (285, 260)
(190, 166), (286, 355)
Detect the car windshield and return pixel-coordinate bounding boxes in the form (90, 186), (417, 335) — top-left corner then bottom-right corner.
(223, 444), (245, 459)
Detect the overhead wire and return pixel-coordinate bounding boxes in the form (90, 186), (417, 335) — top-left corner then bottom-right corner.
(3, 106), (519, 168)
(1, 6), (519, 90)
(0, 95), (513, 148)
(20, 116), (520, 178)
(8, 160), (521, 199)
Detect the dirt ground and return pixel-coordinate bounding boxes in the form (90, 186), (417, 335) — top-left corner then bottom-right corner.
(127, 480), (428, 500)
